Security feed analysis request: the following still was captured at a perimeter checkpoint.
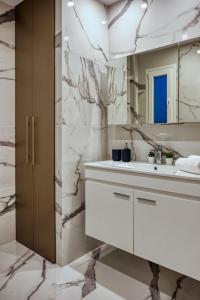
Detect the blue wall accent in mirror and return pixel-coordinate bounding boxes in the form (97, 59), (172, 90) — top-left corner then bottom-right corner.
(154, 75), (167, 123)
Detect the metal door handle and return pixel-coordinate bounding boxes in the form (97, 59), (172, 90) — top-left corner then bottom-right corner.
(32, 116), (35, 166)
(113, 192), (130, 200)
(25, 116), (29, 165)
(137, 197), (156, 206)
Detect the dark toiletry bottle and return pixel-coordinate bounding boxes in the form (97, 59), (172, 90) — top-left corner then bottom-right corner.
(122, 143), (131, 162)
(112, 149), (122, 161)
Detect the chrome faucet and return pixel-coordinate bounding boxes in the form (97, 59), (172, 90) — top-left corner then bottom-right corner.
(155, 145), (163, 165)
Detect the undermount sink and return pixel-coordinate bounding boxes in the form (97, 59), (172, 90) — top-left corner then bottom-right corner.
(112, 162), (178, 174)
(85, 160), (200, 180)
(96, 161), (178, 175)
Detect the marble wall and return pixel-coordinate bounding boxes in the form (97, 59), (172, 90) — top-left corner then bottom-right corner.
(107, 57), (128, 125)
(108, 124), (200, 163)
(0, 2), (15, 246)
(56, 0), (109, 266)
(179, 41), (200, 122)
(108, 0), (200, 59)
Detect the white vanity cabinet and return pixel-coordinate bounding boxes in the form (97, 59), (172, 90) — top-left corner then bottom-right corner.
(134, 191), (200, 280)
(85, 161), (200, 281)
(86, 181), (134, 253)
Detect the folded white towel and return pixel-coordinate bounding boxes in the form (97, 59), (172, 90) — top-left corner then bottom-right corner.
(175, 157), (200, 175)
(188, 155), (200, 161)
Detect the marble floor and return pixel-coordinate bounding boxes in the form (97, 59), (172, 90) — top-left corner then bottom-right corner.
(0, 241), (200, 300)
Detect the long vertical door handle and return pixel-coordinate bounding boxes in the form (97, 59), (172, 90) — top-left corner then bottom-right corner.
(25, 116), (29, 165)
(32, 116), (35, 166)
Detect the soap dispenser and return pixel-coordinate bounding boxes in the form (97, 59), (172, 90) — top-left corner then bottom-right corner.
(122, 143), (131, 162)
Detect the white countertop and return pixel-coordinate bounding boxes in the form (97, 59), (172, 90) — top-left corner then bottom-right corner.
(84, 160), (200, 181)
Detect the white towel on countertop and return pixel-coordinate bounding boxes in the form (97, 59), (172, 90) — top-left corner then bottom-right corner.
(175, 157), (200, 175)
(188, 155), (200, 160)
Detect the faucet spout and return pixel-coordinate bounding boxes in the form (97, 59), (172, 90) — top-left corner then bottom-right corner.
(155, 145), (163, 165)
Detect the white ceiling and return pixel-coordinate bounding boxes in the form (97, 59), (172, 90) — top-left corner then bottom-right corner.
(98, 0), (119, 5)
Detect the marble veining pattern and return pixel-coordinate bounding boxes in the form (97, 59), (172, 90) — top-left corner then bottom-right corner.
(108, 124), (200, 162)
(55, 0), (63, 265)
(62, 0), (108, 64)
(59, 125), (107, 265)
(108, 0), (200, 59)
(1, 241), (200, 299)
(179, 41), (200, 122)
(62, 50), (108, 127)
(107, 57), (128, 125)
(55, 0), (109, 265)
(0, 193), (15, 216)
(0, 1), (15, 246)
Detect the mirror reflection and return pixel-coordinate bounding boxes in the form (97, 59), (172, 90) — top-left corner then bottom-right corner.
(108, 39), (200, 125)
(179, 40), (200, 122)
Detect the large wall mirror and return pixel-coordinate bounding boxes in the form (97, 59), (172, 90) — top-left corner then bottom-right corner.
(108, 38), (200, 125)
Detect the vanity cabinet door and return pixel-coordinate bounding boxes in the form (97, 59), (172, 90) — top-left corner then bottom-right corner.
(86, 181), (134, 253)
(134, 191), (200, 280)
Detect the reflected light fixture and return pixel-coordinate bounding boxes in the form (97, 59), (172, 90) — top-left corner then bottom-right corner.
(141, 0), (148, 9)
(67, 0), (74, 7)
(181, 32), (188, 41)
(64, 36), (70, 42)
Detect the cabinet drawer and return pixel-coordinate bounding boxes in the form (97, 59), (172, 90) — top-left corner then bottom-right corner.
(86, 180), (134, 253)
(134, 191), (200, 280)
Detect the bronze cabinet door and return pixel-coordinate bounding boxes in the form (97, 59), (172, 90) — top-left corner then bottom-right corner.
(32, 0), (55, 263)
(15, 0), (55, 263)
(16, 0), (34, 250)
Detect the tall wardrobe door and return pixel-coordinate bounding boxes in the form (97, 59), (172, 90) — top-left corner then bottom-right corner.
(15, 0), (34, 249)
(32, 0), (55, 262)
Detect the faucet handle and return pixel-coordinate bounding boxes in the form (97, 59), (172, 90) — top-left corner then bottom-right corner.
(156, 145), (163, 152)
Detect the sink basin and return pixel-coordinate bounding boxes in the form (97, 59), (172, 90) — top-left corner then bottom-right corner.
(95, 161), (178, 175)
(85, 160), (200, 180)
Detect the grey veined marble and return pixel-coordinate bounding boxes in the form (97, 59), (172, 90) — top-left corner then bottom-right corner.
(108, 0), (200, 59)
(0, 241), (200, 300)
(179, 41), (200, 122)
(0, 1), (16, 247)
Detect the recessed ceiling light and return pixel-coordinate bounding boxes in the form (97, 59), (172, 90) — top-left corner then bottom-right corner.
(67, 0), (74, 7)
(101, 20), (107, 25)
(141, 1), (148, 9)
(197, 49), (200, 54)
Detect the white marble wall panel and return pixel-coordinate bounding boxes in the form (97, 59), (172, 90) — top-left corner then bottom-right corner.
(60, 50), (108, 264)
(55, 124), (62, 265)
(62, 0), (109, 64)
(60, 125), (107, 265)
(0, 187), (15, 246)
(0, 67), (15, 127)
(62, 125), (107, 197)
(0, 3), (15, 127)
(0, 2), (15, 246)
(109, 139), (200, 162)
(55, 0), (63, 266)
(108, 124), (200, 162)
(0, 127), (15, 190)
(56, 0), (109, 265)
(108, 0), (200, 59)
(62, 50), (108, 127)
(107, 57), (128, 125)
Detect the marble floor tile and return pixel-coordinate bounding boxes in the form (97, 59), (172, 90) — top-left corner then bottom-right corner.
(0, 241), (200, 300)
